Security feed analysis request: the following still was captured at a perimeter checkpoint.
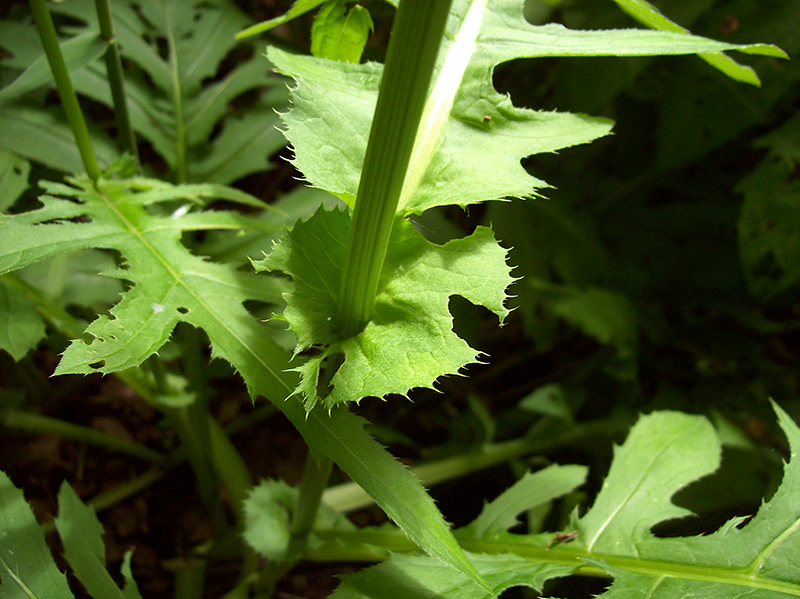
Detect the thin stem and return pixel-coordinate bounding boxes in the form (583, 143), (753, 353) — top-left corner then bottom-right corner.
(94, 0), (139, 162)
(289, 452), (334, 555)
(335, 0), (452, 337)
(0, 408), (166, 463)
(163, 5), (187, 183)
(28, 0), (102, 181)
(170, 404), (229, 535)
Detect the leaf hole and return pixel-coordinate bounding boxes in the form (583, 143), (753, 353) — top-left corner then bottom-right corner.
(88, 360), (106, 370)
(177, 307), (190, 315)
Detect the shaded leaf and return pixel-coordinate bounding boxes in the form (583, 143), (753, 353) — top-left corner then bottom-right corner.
(55, 482), (143, 599)
(0, 31), (107, 104)
(0, 470), (74, 599)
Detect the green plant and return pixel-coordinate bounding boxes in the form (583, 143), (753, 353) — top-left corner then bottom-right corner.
(0, 0), (797, 597)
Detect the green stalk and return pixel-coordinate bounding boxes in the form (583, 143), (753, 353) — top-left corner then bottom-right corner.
(170, 403), (229, 535)
(289, 452), (334, 550)
(94, 0), (139, 161)
(28, 0), (102, 181)
(163, 5), (187, 183)
(335, 0), (452, 337)
(0, 408), (165, 463)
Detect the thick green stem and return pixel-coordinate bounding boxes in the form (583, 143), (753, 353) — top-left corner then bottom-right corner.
(335, 0), (452, 337)
(94, 0), (139, 161)
(28, 0), (102, 181)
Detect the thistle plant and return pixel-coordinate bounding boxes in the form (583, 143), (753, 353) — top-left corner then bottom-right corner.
(0, 0), (795, 598)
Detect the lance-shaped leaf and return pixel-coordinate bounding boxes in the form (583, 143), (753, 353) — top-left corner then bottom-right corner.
(0, 177), (484, 585)
(269, 0), (785, 217)
(55, 482), (143, 599)
(253, 206), (513, 410)
(0, 470), (74, 599)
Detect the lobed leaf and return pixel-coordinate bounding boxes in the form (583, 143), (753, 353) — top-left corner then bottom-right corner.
(0, 176), (482, 585)
(270, 0), (784, 217)
(253, 207), (514, 410)
(330, 406), (800, 598)
(577, 411), (721, 554)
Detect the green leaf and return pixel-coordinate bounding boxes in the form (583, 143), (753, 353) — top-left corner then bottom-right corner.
(0, 103), (118, 173)
(0, 176), (481, 586)
(738, 118), (800, 301)
(270, 0), (783, 216)
(0, 470), (74, 599)
(609, 0), (785, 85)
(0, 31), (107, 104)
(0, 150), (30, 212)
(253, 207), (513, 410)
(311, 0), (374, 63)
(0, 278), (47, 361)
(326, 406), (800, 597)
(47, 0), (287, 181)
(577, 411), (721, 554)
(588, 402), (800, 597)
(243, 479), (354, 561)
(236, 0), (326, 39)
(461, 464), (587, 538)
(547, 285), (638, 363)
(55, 482), (143, 599)
(331, 551), (575, 599)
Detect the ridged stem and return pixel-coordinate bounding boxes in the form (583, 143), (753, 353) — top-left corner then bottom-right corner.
(28, 0), (102, 181)
(335, 0), (452, 338)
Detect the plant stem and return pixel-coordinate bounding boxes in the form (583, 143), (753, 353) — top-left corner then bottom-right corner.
(28, 0), (102, 181)
(335, 0), (452, 337)
(163, 5), (187, 183)
(290, 452), (334, 548)
(94, 0), (139, 162)
(0, 408), (166, 463)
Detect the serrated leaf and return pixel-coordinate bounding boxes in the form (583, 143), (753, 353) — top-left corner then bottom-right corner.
(45, 0), (287, 181)
(253, 206), (513, 410)
(586, 404), (800, 599)
(55, 482), (143, 599)
(0, 176), (481, 586)
(462, 464), (587, 538)
(311, 0), (374, 64)
(270, 0), (783, 217)
(0, 470), (74, 599)
(577, 411), (720, 554)
(331, 551), (574, 599)
(243, 479), (354, 561)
